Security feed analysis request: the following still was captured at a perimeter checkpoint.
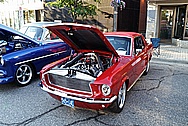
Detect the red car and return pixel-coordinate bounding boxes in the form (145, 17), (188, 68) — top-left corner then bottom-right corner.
(40, 23), (153, 113)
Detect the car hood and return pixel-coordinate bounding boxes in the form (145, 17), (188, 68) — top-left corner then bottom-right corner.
(44, 23), (119, 57)
(0, 24), (38, 44)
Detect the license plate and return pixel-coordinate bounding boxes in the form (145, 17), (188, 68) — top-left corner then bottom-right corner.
(61, 97), (74, 108)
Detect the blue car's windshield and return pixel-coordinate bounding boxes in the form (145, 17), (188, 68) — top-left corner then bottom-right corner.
(20, 26), (43, 41)
(106, 36), (131, 55)
(20, 26), (59, 41)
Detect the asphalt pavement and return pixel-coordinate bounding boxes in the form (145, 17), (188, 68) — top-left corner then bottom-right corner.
(0, 42), (188, 126)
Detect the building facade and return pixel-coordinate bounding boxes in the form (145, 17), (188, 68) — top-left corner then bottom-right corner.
(146, 0), (188, 47)
(44, 0), (147, 33)
(0, 0), (44, 30)
(0, 0), (147, 34)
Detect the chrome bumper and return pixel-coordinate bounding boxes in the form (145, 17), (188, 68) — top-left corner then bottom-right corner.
(41, 86), (117, 104)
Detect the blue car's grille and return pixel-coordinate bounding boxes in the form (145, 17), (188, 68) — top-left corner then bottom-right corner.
(48, 73), (91, 93)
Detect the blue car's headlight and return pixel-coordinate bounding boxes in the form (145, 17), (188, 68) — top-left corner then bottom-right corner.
(0, 56), (4, 66)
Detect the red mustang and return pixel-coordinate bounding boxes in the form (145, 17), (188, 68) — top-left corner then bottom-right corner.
(40, 23), (153, 113)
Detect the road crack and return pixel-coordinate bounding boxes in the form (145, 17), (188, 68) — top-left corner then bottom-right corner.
(64, 111), (123, 126)
(133, 71), (188, 92)
(95, 117), (121, 126)
(147, 72), (188, 91)
(132, 66), (179, 92)
(64, 111), (105, 126)
(0, 105), (64, 126)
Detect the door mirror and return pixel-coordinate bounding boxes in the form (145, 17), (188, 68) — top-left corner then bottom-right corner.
(136, 49), (142, 54)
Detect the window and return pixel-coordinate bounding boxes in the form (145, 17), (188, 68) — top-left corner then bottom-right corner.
(134, 36), (145, 54)
(106, 36), (131, 55)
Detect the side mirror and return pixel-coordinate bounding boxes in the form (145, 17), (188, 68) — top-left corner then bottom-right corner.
(136, 49), (142, 54)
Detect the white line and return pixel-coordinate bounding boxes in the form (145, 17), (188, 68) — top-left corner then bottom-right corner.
(15, 50), (67, 65)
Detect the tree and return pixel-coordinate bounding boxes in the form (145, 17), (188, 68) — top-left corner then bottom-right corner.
(0, 0), (5, 2)
(46, 0), (101, 22)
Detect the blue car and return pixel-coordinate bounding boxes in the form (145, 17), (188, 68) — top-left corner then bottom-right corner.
(0, 24), (71, 86)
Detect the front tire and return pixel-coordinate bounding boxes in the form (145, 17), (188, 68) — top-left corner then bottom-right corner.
(143, 61), (150, 75)
(109, 82), (127, 113)
(15, 64), (33, 86)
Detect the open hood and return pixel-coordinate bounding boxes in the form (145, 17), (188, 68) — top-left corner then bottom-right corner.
(44, 23), (119, 57)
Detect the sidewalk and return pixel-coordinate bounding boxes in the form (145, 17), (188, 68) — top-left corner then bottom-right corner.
(152, 43), (188, 64)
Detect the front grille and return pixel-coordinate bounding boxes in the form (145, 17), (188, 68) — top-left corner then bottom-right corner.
(48, 73), (91, 93)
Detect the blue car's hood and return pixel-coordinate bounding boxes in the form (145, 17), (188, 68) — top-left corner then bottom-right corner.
(0, 24), (39, 45)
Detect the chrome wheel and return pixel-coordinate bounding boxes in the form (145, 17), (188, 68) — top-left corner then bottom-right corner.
(144, 61), (150, 75)
(109, 82), (127, 113)
(117, 83), (126, 109)
(16, 64), (33, 86)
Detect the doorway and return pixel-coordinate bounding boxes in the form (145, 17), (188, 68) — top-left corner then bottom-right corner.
(159, 7), (175, 42)
(184, 5), (188, 39)
(174, 5), (186, 39)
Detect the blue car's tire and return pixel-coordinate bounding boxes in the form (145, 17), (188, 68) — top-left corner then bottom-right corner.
(15, 64), (33, 86)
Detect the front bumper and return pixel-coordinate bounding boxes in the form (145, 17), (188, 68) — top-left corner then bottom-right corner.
(41, 85), (117, 104)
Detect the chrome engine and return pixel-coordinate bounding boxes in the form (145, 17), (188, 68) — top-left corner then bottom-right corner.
(60, 53), (111, 78)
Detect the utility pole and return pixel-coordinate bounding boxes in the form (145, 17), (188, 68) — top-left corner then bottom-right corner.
(112, 0), (125, 32)
(113, 1), (118, 32)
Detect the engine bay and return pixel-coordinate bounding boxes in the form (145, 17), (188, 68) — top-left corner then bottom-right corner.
(0, 39), (36, 55)
(54, 53), (113, 78)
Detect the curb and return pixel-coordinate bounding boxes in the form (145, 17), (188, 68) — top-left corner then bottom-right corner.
(152, 57), (188, 65)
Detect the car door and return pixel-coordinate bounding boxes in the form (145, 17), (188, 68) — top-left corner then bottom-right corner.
(133, 36), (146, 79)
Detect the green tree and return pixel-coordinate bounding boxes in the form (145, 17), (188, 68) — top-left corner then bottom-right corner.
(46, 0), (101, 22)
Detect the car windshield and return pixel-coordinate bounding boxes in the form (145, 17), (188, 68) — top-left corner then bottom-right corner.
(20, 26), (59, 41)
(20, 26), (43, 41)
(106, 36), (131, 55)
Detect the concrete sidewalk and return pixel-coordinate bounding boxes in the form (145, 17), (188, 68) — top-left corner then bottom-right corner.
(152, 43), (188, 64)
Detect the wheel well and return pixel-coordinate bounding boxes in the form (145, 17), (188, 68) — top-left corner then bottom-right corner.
(125, 79), (129, 89)
(121, 77), (129, 91)
(26, 62), (36, 75)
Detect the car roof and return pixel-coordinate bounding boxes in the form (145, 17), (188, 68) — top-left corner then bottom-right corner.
(22, 22), (59, 27)
(104, 32), (142, 38)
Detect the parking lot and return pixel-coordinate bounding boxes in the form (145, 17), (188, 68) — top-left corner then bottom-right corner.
(0, 60), (188, 126)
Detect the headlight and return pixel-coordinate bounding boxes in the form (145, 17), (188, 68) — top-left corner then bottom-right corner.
(101, 84), (111, 96)
(0, 56), (4, 66)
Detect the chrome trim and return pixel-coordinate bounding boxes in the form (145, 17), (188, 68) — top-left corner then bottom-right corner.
(15, 50), (67, 65)
(41, 86), (117, 104)
(45, 71), (93, 94)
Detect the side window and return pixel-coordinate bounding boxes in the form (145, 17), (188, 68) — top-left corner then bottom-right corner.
(138, 37), (145, 49)
(44, 30), (59, 40)
(134, 36), (145, 54)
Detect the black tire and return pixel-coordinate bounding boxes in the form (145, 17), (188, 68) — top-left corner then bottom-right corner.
(143, 61), (150, 75)
(15, 64), (33, 86)
(109, 82), (127, 113)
